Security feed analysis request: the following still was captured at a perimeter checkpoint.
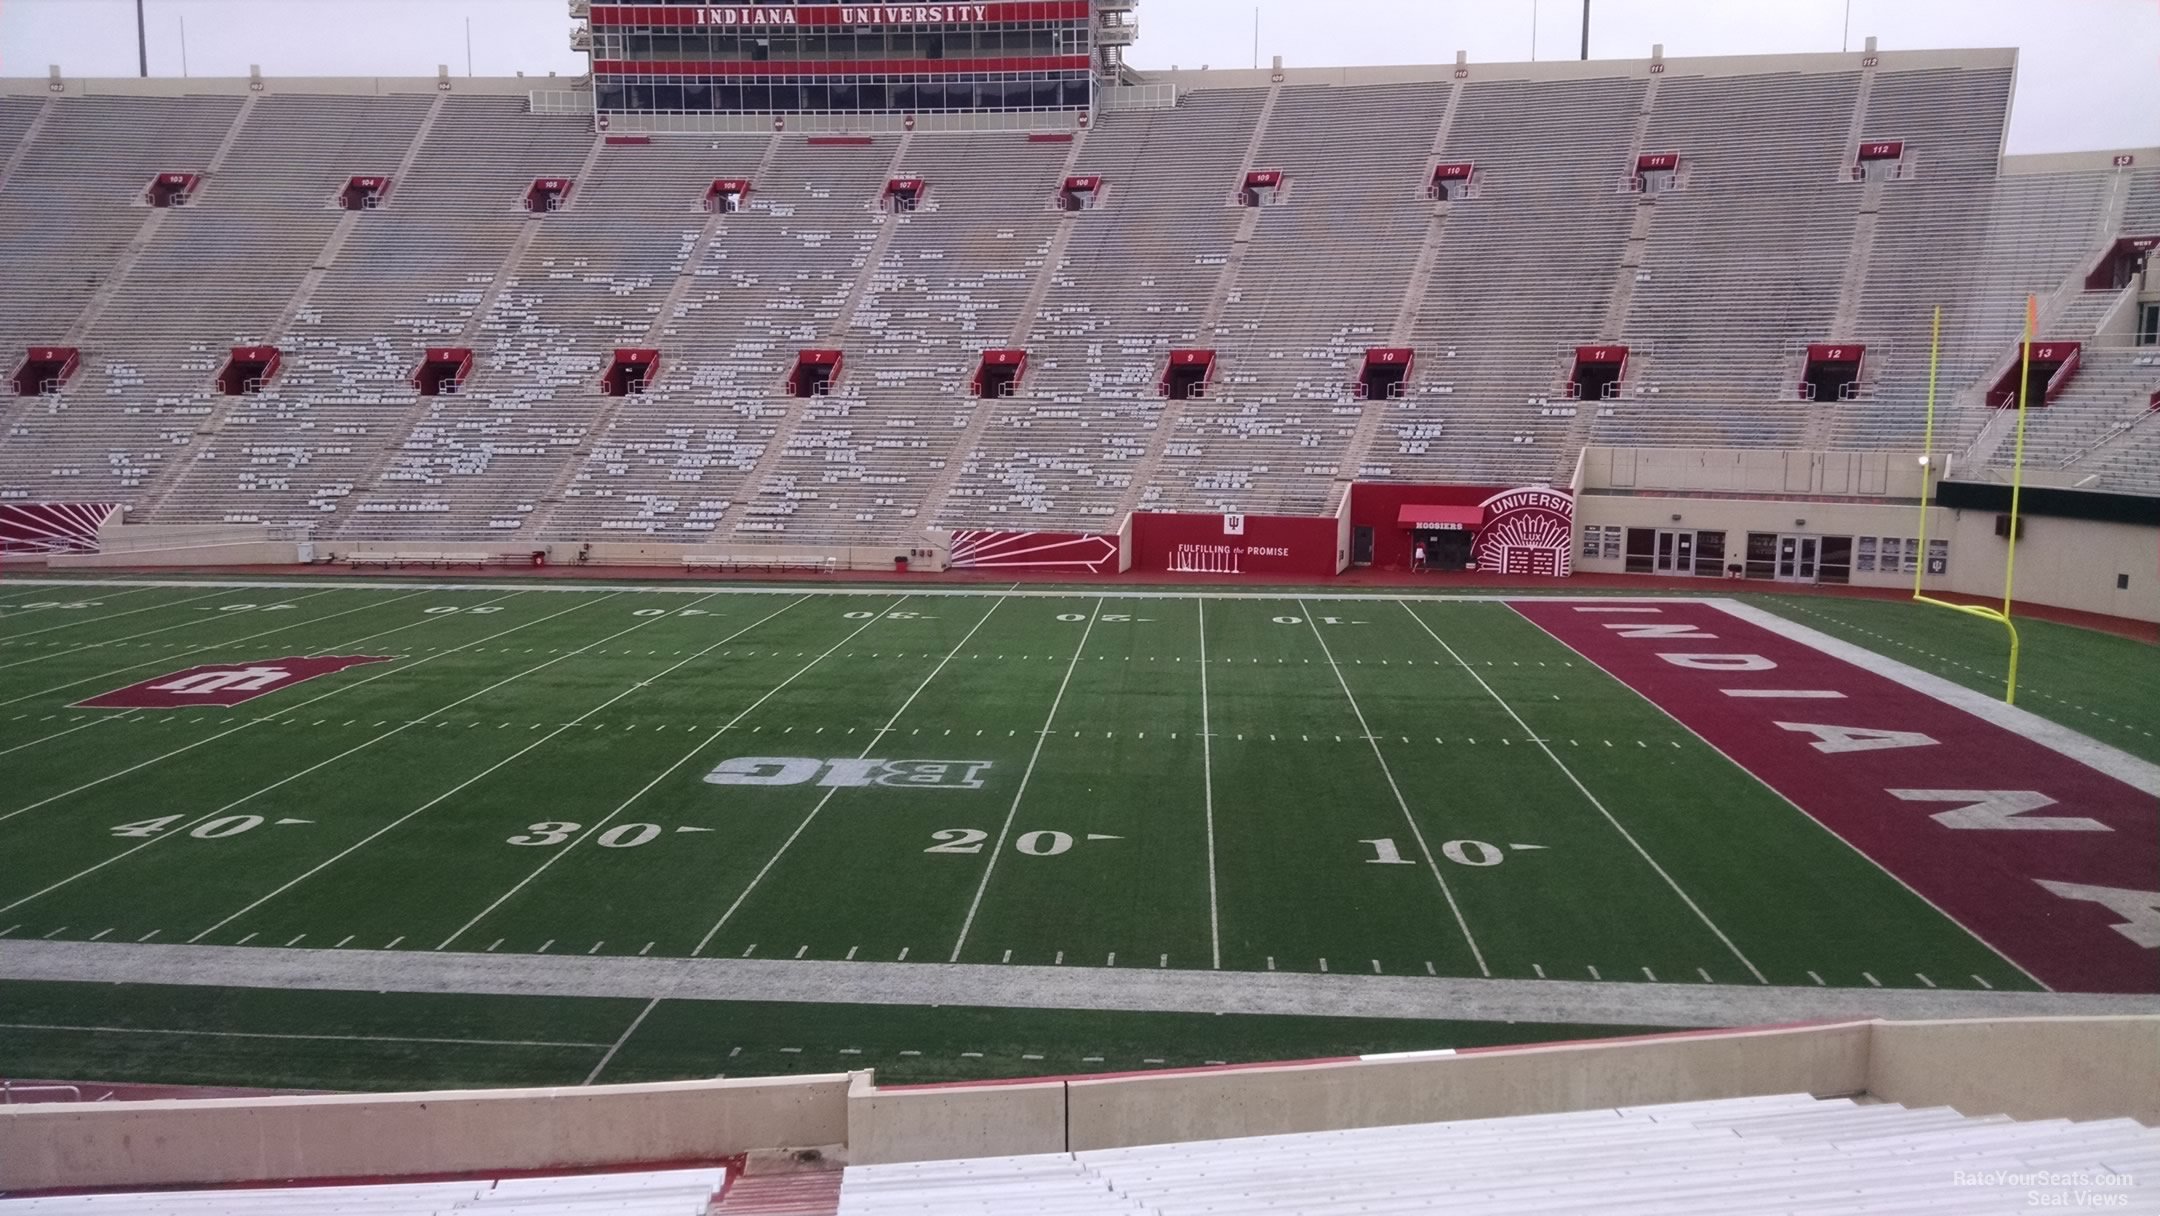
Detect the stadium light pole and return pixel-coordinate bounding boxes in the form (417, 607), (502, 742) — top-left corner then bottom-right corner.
(136, 0), (149, 78)
(1580, 0), (1590, 61)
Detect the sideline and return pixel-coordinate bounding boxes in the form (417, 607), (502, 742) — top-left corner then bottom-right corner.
(0, 941), (2148, 1029)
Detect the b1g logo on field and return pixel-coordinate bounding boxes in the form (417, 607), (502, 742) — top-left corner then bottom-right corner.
(75, 655), (393, 710)
(704, 756), (993, 791)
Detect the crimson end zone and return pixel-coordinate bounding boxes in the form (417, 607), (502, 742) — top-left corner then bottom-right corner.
(73, 656), (394, 711)
(1513, 600), (2158, 995)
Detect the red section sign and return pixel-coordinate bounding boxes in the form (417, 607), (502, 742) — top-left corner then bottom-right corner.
(1514, 601), (2159, 994)
(76, 656), (393, 710)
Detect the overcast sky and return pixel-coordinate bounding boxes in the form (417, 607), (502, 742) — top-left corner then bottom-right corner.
(1, 0), (2154, 153)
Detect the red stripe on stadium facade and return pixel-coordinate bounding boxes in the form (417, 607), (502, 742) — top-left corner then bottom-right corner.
(594, 55), (1092, 76)
(1513, 599), (2159, 995)
(591, 3), (1091, 27)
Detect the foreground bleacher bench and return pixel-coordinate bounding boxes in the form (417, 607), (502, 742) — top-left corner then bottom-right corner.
(836, 1094), (2160, 1215)
(0, 1165), (729, 1213)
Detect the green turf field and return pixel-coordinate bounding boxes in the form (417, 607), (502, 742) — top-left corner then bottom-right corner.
(0, 577), (2145, 1089)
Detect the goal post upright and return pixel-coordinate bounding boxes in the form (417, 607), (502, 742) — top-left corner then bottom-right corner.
(1910, 299), (2027, 705)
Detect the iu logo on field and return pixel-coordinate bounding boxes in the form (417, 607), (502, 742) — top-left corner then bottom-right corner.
(76, 656), (393, 710)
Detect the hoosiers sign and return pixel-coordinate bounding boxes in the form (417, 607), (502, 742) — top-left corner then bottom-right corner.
(77, 656), (393, 710)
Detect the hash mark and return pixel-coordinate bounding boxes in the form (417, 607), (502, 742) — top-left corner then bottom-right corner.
(1862, 971), (1881, 988)
(641, 943), (654, 956)
(334, 935), (354, 949)
(845, 946), (858, 960)
(537, 940), (553, 954)
(1807, 970), (1826, 986)
(1587, 965), (1600, 980)
(136, 930), (159, 943)
(1642, 967), (1657, 982)
(383, 936), (404, 950)
(285, 935), (306, 948)
(1002, 949), (1012, 963)
(1973, 975), (1993, 989)
(234, 932), (255, 945)
(89, 928), (112, 941)
(742, 943), (757, 958)
(1916, 973), (1936, 988)
(897, 947), (909, 961)
(794, 945), (808, 959)
(486, 939), (503, 953)
(589, 942), (604, 955)
(1697, 968), (1714, 983)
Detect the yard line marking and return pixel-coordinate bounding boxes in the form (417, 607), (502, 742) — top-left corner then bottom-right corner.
(451, 598), (913, 953)
(1197, 598), (1222, 970)
(584, 996), (662, 1085)
(1412, 601), (1767, 985)
(0, 586), (415, 719)
(692, 595), (1011, 958)
(189, 595), (807, 943)
(0, 586), (233, 647)
(948, 598), (1103, 963)
(1299, 599), (1486, 977)
(0, 591), (602, 831)
(0, 587), (340, 676)
(1513, 602), (2052, 993)
(4, 595), (677, 918)
(0, 1022), (608, 1050)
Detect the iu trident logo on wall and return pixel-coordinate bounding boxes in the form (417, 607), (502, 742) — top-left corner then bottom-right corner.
(75, 656), (394, 710)
(1471, 488), (1576, 578)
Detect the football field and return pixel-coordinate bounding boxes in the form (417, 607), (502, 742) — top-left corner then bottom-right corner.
(0, 577), (2153, 1088)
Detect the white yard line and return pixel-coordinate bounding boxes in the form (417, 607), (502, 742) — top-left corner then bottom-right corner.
(0, 588), (429, 711)
(1197, 597), (1222, 971)
(1297, 599), (1488, 977)
(0, 592), (619, 831)
(0, 1020), (605, 1050)
(189, 595), (807, 943)
(0, 588), (343, 671)
(0, 585), (158, 624)
(948, 598), (1104, 963)
(1717, 599), (2160, 796)
(1508, 600), (2050, 993)
(437, 597), (913, 951)
(0, 586), (231, 641)
(7, 941), (2144, 1029)
(583, 997), (662, 1084)
(1403, 600), (1768, 985)
(0, 588), (462, 757)
(691, 594), (1011, 958)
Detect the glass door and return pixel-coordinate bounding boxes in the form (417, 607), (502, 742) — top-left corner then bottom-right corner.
(1776, 534), (1820, 582)
(1654, 530), (1695, 575)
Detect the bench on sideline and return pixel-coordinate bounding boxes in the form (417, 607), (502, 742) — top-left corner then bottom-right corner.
(683, 555), (839, 575)
(342, 552), (499, 570)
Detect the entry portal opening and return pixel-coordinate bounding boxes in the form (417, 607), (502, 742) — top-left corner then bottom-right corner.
(413, 348), (473, 397)
(146, 173), (198, 208)
(12, 347), (78, 397)
(1357, 348), (1412, 401)
(790, 350), (843, 398)
(340, 176), (389, 211)
(1568, 346), (1628, 401)
(603, 350), (660, 398)
(1801, 344), (1865, 402)
(217, 347), (280, 396)
(1161, 350), (1217, 401)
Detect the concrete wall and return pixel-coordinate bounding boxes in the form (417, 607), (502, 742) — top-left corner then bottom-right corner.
(846, 1073), (1066, 1166)
(6, 1019), (2157, 1191)
(1067, 1025), (1871, 1151)
(1870, 1017), (2160, 1126)
(0, 1074), (850, 1193)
